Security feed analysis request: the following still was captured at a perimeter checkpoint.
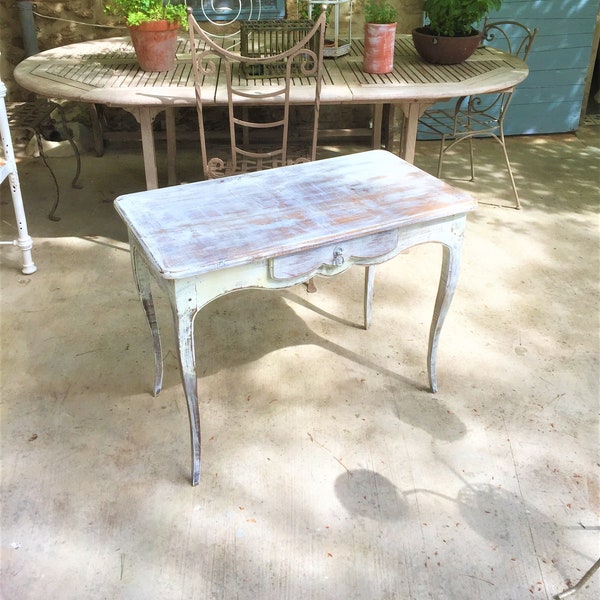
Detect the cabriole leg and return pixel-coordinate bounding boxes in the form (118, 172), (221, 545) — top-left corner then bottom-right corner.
(364, 266), (375, 330)
(171, 291), (201, 486)
(427, 238), (463, 393)
(131, 244), (163, 396)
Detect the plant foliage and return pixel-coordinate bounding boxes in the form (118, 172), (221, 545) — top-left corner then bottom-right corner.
(105, 0), (188, 28)
(364, 0), (397, 24)
(423, 0), (502, 36)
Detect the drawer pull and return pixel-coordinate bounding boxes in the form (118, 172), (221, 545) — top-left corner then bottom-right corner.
(269, 229), (399, 280)
(333, 246), (344, 266)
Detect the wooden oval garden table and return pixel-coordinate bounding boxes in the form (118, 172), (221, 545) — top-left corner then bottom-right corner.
(14, 34), (528, 189)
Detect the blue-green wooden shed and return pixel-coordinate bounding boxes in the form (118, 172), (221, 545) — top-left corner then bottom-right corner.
(416, 0), (600, 136)
(489, 0), (600, 134)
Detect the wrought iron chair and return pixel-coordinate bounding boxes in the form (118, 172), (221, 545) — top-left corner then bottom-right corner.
(418, 20), (538, 209)
(187, 8), (326, 181)
(6, 98), (82, 221)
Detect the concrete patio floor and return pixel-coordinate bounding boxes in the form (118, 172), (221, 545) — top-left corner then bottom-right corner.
(1, 123), (599, 599)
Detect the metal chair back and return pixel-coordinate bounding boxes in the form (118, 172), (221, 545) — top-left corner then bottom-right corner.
(418, 20), (538, 209)
(187, 9), (326, 179)
(482, 19), (538, 62)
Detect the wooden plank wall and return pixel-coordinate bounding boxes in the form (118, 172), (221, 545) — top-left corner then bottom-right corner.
(491, 0), (600, 134)
(418, 0), (600, 136)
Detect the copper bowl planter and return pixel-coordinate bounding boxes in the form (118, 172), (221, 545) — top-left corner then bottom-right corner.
(412, 27), (483, 65)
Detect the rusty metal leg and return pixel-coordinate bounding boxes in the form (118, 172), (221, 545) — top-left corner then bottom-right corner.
(305, 277), (318, 293)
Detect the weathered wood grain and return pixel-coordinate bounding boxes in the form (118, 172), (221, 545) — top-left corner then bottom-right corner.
(115, 150), (475, 279)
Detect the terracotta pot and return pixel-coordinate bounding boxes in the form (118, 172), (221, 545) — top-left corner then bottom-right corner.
(128, 20), (180, 72)
(363, 22), (397, 74)
(412, 27), (483, 65)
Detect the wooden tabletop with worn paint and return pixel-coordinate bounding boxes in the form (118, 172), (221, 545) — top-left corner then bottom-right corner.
(114, 149), (476, 280)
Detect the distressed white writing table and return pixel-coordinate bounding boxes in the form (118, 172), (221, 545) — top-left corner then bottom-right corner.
(114, 149), (476, 485)
(15, 36), (527, 189)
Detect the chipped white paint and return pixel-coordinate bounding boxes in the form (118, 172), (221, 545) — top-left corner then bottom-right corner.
(0, 80), (36, 275)
(115, 149), (476, 485)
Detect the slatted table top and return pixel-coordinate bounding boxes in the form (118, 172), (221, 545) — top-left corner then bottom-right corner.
(15, 35), (528, 109)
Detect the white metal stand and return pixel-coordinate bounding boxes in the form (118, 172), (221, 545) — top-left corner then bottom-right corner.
(308, 0), (352, 57)
(0, 80), (36, 275)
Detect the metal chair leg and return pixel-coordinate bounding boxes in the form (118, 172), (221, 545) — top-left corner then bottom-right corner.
(6, 98), (83, 221)
(435, 129), (521, 210)
(498, 127), (521, 209)
(468, 136), (475, 181)
(55, 104), (82, 191)
(554, 557), (600, 599)
(437, 134), (446, 178)
(34, 129), (61, 222)
(305, 277), (318, 293)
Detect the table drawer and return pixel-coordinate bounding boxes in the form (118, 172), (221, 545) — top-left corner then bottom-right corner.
(269, 228), (399, 280)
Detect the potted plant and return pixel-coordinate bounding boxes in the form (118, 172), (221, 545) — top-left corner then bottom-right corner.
(413, 0), (502, 64)
(363, 0), (397, 74)
(105, 0), (188, 72)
